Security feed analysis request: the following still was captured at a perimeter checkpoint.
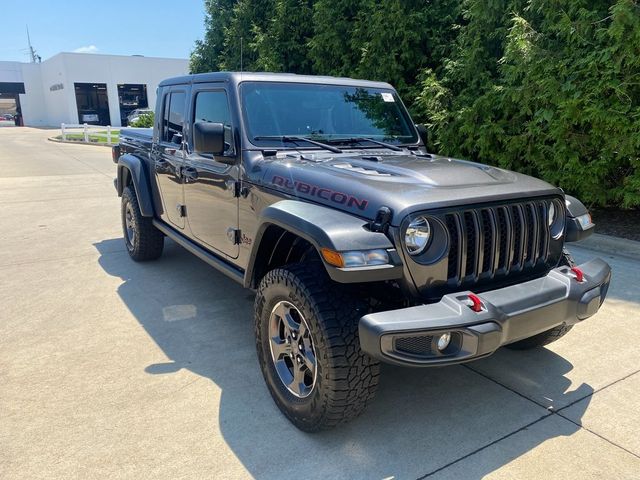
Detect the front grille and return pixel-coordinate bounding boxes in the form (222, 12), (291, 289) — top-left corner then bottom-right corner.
(444, 199), (553, 286)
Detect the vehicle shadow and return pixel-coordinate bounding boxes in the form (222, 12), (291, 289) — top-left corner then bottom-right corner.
(95, 238), (593, 479)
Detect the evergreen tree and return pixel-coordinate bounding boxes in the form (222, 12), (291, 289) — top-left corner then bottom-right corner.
(309, 0), (365, 76)
(220, 0), (275, 71)
(352, 0), (460, 106)
(254, 0), (315, 73)
(417, 0), (640, 207)
(190, 0), (237, 73)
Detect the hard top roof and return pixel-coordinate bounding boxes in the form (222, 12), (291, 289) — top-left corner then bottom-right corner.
(158, 71), (394, 89)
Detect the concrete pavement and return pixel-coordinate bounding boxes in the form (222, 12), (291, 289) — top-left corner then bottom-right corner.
(1, 127), (639, 479)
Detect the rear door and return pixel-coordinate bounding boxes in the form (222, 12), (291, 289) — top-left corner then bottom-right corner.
(154, 88), (187, 229)
(183, 86), (239, 259)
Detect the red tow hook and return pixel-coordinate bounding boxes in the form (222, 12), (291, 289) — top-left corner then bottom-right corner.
(570, 267), (585, 283)
(468, 293), (483, 313)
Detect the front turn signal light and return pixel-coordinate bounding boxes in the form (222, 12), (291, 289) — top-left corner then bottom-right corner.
(321, 248), (345, 268)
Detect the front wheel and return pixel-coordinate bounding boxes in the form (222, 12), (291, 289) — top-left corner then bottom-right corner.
(255, 263), (380, 432)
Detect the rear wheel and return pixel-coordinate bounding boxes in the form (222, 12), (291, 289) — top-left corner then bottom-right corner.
(255, 263), (380, 432)
(121, 186), (164, 261)
(506, 249), (575, 350)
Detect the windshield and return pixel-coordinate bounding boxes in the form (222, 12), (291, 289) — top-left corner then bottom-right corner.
(240, 82), (418, 147)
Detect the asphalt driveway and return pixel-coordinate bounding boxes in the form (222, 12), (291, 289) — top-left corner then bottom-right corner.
(1, 127), (639, 479)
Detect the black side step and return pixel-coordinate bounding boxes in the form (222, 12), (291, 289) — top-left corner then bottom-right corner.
(153, 220), (245, 285)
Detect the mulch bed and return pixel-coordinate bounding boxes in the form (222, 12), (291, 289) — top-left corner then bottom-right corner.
(590, 208), (640, 242)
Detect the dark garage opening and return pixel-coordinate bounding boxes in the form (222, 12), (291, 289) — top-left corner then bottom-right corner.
(74, 83), (110, 125)
(0, 82), (25, 126)
(118, 84), (148, 126)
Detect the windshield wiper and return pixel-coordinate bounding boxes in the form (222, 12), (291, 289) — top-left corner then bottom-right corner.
(325, 137), (403, 152)
(253, 135), (343, 154)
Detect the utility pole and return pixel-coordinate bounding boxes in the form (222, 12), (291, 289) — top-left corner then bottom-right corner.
(26, 26), (40, 63)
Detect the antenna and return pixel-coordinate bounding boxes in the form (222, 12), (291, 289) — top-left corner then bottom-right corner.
(240, 36), (243, 73)
(26, 26), (40, 63)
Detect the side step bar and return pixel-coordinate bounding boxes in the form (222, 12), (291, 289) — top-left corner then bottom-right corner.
(153, 219), (245, 285)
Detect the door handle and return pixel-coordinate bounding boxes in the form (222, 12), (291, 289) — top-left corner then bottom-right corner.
(182, 167), (198, 182)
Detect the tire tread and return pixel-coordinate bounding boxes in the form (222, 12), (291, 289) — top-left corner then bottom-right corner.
(122, 186), (164, 261)
(255, 263), (379, 431)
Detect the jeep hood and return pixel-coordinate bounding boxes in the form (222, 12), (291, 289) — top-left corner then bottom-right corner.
(254, 152), (562, 225)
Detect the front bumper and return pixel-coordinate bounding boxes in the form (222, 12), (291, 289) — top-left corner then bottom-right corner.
(359, 259), (611, 366)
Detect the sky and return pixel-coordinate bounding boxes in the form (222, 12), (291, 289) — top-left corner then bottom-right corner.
(1, 0), (206, 62)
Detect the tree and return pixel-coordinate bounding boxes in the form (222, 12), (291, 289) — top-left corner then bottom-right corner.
(351, 0), (460, 106)
(309, 0), (364, 77)
(219, 0), (275, 71)
(254, 0), (315, 73)
(190, 0), (237, 73)
(417, 0), (640, 207)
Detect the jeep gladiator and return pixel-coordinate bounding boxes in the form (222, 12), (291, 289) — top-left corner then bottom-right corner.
(113, 72), (611, 431)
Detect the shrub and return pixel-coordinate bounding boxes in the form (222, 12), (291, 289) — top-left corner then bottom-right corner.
(416, 0), (640, 208)
(130, 112), (154, 128)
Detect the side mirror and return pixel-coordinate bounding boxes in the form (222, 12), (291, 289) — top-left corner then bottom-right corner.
(193, 121), (225, 156)
(415, 124), (429, 146)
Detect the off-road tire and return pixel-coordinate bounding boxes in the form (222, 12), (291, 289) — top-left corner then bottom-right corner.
(121, 186), (164, 261)
(255, 263), (380, 432)
(506, 248), (575, 350)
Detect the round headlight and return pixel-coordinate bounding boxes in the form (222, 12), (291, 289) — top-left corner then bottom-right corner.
(549, 199), (565, 239)
(405, 216), (431, 255)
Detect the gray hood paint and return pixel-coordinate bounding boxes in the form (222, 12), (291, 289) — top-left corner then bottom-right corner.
(249, 150), (562, 226)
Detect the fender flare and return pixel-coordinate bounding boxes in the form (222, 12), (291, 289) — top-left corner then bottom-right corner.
(565, 195), (589, 218)
(564, 195), (595, 242)
(116, 154), (155, 217)
(245, 200), (401, 287)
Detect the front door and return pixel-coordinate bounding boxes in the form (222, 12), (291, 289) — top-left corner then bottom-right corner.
(183, 88), (239, 259)
(155, 90), (187, 229)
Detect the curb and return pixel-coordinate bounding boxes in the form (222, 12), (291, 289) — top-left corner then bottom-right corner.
(573, 233), (640, 260)
(48, 136), (114, 148)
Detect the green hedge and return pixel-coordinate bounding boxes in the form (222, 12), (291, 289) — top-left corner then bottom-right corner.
(191, 0), (640, 207)
(130, 112), (154, 128)
(416, 0), (640, 208)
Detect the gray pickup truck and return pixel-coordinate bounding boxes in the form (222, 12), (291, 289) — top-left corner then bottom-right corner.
(113, 72), (611, 431)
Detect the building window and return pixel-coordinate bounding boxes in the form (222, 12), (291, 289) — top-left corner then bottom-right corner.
(74, 83), (110, 126)
(117, 84), (148, 126)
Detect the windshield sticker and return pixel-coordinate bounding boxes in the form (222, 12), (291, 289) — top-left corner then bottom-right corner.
(381, 92), (395, 102)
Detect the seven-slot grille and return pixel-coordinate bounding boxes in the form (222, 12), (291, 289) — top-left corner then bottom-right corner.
(443, 199), (556, 286)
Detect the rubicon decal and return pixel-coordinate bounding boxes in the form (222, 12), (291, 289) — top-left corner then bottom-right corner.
(272, 175), (368, 211)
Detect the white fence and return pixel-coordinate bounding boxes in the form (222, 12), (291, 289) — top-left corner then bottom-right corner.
(60, 123), (116, 145)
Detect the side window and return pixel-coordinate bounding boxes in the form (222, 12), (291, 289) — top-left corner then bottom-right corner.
(194, 91), (233, 154)
(161, 93), (170, 142)
(163, 92), (185, 143)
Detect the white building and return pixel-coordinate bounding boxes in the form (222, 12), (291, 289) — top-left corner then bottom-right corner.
(0, 53), (189, 127)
